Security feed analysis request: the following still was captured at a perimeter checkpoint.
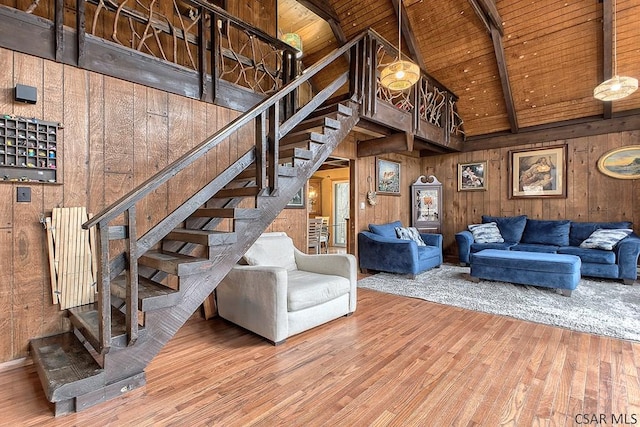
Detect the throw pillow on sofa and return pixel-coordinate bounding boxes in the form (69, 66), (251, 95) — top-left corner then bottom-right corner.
(521, 219), (570, 246)
(580, 228), (633, 250)
(468, 222), (504, 243)
(395, 226), (426, 246)
(481, 215), (527, 243)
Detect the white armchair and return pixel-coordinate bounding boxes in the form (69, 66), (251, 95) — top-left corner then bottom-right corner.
(217, 232), (357, 345)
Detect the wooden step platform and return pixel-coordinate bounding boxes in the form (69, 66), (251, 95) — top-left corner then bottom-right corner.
(29, 332), (104, 405)
(165, 229), (237, 246)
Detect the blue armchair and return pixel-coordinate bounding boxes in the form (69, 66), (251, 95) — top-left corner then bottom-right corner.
(358, 221), (443, 278)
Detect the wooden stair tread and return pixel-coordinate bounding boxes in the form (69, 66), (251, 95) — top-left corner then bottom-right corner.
(111, 276), (181, 311)
(68, 304), (146, 350)
(287, 117), (341, 136)
(280, 131), (326, 147)
(306, 102), (353, 119)
(139, 250), (216, 276)
(190, 207), (261, 219)
(165, 229), (237, 246)
(213, 187), (260, 198)
(30, 332), (105, 403)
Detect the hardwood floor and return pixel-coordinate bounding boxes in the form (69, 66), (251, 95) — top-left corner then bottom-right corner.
(3, 287), (640, 426)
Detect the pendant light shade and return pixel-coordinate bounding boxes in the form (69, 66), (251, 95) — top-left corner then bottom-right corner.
(380, 0), (420, 91)
(282, 33), (303, 58)
(380, 60), (420, 91)
(593, 75), (638, 101)
(594, 0), (637, 101)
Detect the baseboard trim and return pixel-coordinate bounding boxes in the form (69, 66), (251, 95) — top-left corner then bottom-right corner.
(0, 356), (33, 373)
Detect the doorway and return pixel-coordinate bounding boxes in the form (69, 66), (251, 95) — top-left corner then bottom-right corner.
(333, 181), (349, 247)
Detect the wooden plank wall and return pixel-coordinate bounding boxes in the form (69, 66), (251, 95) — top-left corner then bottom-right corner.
(422, 133), (640, 259)
(0, 48), (256, 363)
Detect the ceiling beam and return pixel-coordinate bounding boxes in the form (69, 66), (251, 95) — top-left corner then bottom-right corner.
(491, 24), (518, 133)
(357, 132), (414, 157)
(601, 0), (613, 119)
(468, 0), (518, 133)
(295, 0), (339, 23)
(390, 0), (426, 70)
(473, 0), (504, 36)
(462, 111), (640, 152)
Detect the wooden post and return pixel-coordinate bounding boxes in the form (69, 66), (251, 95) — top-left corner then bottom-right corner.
(255, 111), (267, 192)
(125, 207), (139, 346)
(211, 13), (221, 102)
(198, 7), (208, 101)
(96, 223), (112, 353)
(55, 0), (64, 62)
(267, 105), (279, 194)
(76, 0), (86, 67)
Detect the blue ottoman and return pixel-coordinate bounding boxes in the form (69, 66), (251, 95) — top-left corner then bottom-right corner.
(470, 249), (581, 296)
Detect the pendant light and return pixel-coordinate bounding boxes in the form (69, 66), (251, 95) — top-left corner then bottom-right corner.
(593, 0), (638, 101)
(380, 0), (420, 91)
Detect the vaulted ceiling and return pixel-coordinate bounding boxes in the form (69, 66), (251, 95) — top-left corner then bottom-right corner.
(279, 0), (640, 139)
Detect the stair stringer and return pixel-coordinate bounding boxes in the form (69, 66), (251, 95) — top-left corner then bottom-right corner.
(100, 102), (360, 385)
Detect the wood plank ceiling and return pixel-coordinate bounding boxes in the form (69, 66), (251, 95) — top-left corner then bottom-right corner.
(278, 0), (640, 139)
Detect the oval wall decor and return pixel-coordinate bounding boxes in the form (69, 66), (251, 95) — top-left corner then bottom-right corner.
(597, 145), (640, 179)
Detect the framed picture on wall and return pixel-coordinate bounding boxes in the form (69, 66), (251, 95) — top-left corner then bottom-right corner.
(509, 145), (567, 198)
(458, 161), (487, 191)
(376, 158), (401, 195)
(286, 184), (305, 208)
(597, 145), (640, 179)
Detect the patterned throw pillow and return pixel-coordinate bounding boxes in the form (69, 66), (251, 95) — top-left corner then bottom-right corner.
(395, 226), (426, 246)
(468, 222), (505, 243)
(579, 229), (633, 250)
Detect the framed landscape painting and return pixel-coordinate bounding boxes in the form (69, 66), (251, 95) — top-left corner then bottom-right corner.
(597, 145), (640, 179)
(510, 145), (567, 198)
(376, 158), (401, 195)
(458, 161), (487, 191)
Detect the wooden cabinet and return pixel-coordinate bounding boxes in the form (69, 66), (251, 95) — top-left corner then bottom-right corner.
(411, 175), (442, 234)
(0, 115), (60, 183)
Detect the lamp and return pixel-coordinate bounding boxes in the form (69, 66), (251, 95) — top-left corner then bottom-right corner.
(282, 33), (303, 58)
(380, 0), (420, 91)
(593, 0), (638, 101)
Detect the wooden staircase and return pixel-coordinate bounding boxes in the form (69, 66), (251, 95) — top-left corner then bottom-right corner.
(29, 66), (360, 413)
(27, 25), (464, 415)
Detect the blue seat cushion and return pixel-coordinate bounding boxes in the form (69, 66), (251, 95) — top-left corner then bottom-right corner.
(472, 249), (580, 274)
(482, 215), (527, 243)
(369, 221), (403, 239)
(569, 221), (633, 247)
(418, 245), (440, 261)
(521, 219), (570, 246)
(510, 243), (559, 253)
(558, 246), (616, 264)
(470, 242), (515, 252)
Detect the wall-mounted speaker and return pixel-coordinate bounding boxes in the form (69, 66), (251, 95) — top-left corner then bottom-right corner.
(15, 84), (37, 104)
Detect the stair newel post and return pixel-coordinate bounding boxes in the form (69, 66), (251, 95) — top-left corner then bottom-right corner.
(255, 111), (268, 193)
(125, 207), (139, 345)
(349, 39), (363, 101)
(362, 34), (377, 116)
(95, 221), (112, 353)
(281, 51), (295, 121)
(267, 105), (279, 194)
(444, 91), (452, 147)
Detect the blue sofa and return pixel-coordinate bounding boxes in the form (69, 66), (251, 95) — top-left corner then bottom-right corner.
(358, 220), (443, 278)
(456, 215), (640, 284)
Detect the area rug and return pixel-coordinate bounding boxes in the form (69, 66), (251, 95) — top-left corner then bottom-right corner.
(358, 264), (640, 341)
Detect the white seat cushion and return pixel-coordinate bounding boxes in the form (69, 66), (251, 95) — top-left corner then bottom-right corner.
(287, 270), (351, 312)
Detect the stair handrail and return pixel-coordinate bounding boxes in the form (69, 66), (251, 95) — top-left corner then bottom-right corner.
(83, 29), (370, 231)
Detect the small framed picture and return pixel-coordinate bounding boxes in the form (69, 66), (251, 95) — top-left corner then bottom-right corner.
(376, 158), (401, 196)
(286, 184), (305, 208)
(458, 161), (487, 191)
(509, 145), (567, 198)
